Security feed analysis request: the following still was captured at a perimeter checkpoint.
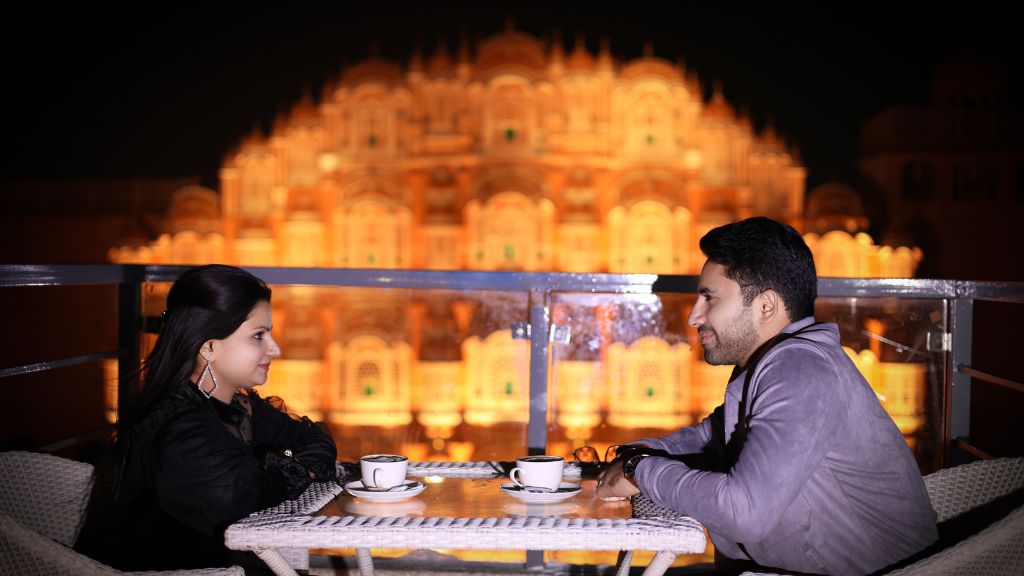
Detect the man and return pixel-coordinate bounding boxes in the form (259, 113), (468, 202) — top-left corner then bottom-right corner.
(597, 217), (937, 575)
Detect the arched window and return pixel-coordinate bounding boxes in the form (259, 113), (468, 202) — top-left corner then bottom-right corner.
(485, 78), (534, 152)
(609, 200), (675, 273)
(238, 154), (275, 220)
(468, 191), (552, 271)
(335, 199), (411, 268)
(357, 362), (382, 396)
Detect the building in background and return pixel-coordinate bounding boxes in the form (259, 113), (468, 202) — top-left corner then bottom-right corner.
(101, 28), (926, 462)
(0, 179), (195, 264)
(859, 57), (1024, 281)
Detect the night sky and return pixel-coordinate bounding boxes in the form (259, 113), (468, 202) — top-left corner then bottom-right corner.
(2, 3), (1020, 190)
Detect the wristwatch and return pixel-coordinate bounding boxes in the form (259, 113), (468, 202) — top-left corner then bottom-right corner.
(622, 453), (650, 480)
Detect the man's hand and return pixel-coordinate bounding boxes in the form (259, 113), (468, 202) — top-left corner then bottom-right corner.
(596, 459), (640, 500)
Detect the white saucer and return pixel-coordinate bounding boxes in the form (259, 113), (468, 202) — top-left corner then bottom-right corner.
(499, 481), (581, 503)
(344, 480), (427, 501)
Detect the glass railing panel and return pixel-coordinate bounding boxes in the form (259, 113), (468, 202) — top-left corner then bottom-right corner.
(135, 282), (532, 463)
(546, 291), (705, 460)
(547, 292), (948, 474)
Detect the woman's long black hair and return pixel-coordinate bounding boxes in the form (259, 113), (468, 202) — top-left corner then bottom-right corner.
(117, 264), (272, 430)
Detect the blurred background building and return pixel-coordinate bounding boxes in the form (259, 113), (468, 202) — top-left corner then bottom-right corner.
(84, 29), (929, 463)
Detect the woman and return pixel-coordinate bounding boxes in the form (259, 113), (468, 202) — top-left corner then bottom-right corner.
(92, 265), (338, 572)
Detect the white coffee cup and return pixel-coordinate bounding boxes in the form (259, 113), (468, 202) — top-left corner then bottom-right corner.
(509, 455), (565, 491)
(360, 454), (409, 490)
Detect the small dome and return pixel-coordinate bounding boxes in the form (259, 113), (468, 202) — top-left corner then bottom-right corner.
(238, 126), (267, 149)
(620, 56), (683, 83)
(754, 125), (787, 154)
(341, 58), (404, 86)
(426, 38), (455, 77)
(565, 34), (594, 71)
(165, 186), (222, 234)
(702, 89), (736, 120)
(288, 95), (320, 128)
(475, 30), (547, 75)
(805, 182), (869, 235)
(113, 216), (156, 247)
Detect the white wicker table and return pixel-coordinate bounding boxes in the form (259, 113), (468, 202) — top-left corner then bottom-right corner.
(224, 461), (706, 576)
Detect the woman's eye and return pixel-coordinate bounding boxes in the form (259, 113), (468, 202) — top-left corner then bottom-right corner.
(253, 332), (264, 341)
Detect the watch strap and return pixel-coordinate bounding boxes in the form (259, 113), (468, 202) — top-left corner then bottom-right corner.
(623, 453), (649, 479)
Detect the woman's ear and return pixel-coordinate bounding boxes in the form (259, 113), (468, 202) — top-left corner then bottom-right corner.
(199, 341), (216, 361)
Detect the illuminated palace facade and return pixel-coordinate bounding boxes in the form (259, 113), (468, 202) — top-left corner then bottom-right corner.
(109, 29), (925, 461)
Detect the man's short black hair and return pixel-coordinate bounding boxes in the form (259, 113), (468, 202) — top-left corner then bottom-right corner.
(699, 216), (817, 320)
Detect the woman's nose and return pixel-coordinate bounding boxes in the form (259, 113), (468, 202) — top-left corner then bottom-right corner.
(267, 334), (282, 357)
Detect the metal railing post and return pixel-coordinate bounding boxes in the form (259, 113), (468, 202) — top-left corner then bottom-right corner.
(949, 295), (973, 466)
(527, 289), (551, 456)
(117, 265), (144, 418)
(525, 288), (551, 572)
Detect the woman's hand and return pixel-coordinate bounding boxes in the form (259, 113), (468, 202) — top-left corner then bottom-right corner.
(596, 459), (640, 500)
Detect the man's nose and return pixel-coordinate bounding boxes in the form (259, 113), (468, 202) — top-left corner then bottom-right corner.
(688, 301), (705, 328)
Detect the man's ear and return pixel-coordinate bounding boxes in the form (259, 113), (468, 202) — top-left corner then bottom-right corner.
(758, 290), (781, 324)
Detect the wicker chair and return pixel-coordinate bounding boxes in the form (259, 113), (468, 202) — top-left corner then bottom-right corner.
(740, 457), (1024, 576)
(0, 450), (95, 547)
(0, 450), (243, 576)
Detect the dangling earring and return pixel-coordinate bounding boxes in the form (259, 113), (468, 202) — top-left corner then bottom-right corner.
(197, 350), (218, 399)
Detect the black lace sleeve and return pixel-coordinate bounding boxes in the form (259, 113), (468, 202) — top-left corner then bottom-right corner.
(247, 391), (338, 482)
(261, 449), (313, 500)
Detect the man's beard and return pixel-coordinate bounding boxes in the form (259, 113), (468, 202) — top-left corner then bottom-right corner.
(700, 309), (759, 366)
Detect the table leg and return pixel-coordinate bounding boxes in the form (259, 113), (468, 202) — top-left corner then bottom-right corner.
(615, 550), (634, 576)
(640, 551), (678, 576)
(254, 549), (300, 576)
(356, 547), (375, 576)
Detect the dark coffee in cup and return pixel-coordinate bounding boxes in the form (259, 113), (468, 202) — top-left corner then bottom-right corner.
(519, 456), (563, 463)
(362, 454), (407, 463)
